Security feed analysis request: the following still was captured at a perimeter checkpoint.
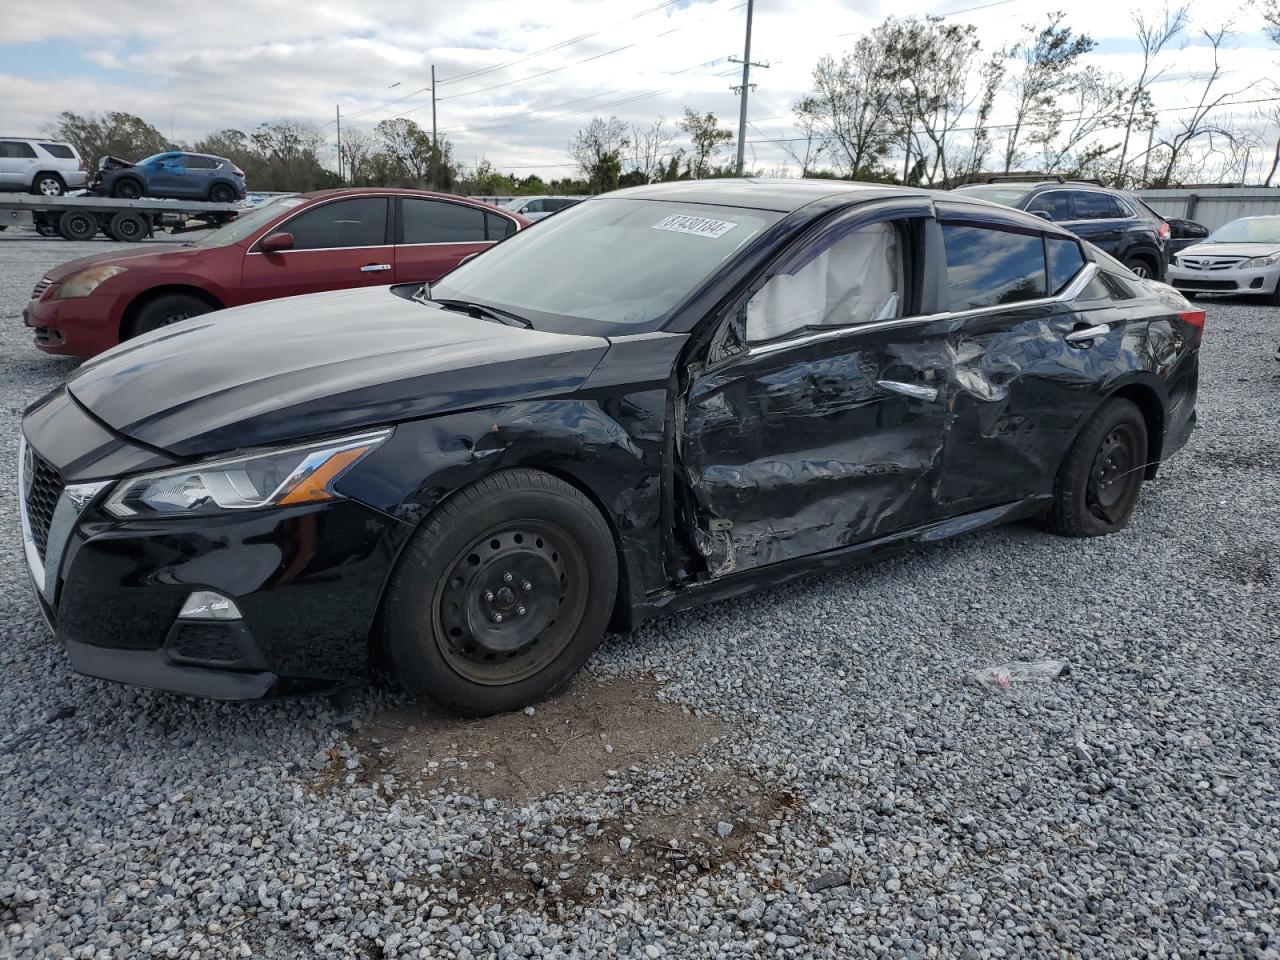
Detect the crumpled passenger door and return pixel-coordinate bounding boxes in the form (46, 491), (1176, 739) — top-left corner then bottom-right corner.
(677, 202), (954, 579)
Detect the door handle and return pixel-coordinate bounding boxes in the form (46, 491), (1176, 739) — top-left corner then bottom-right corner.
(1065, 323), (1110, 344)
(877, 380), (938, 402)
(360, 263), (392, 273)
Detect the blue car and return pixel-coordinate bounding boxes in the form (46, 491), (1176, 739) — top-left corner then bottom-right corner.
(94, 151), (247, 203)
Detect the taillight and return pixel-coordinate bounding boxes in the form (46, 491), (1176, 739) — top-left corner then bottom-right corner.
(78, 159), (86, 171)
(233, 167), (245, 178)
(1179, 308), (1206, 346)
(1158, 221), (1171, 240)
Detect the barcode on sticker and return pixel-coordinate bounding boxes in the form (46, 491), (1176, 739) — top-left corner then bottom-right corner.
(652, 214), (738, 239)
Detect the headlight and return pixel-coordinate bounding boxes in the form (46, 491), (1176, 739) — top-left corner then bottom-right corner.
(52, 265), (128, 299)
(1241, 254), (1280, 268)
(104, 429), (391, 518)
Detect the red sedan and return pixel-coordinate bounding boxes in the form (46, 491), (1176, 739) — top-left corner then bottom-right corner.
(23, 188), (527, 357)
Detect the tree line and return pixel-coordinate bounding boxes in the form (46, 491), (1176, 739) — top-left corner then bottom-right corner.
(45, 4), (1280, 198)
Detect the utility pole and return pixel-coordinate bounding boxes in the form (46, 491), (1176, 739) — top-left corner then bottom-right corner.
(729, 0), (768, 177)
(1139, 119), (1156, 188)
(335, 104), (343, 181)
(431, 65), (438, 190)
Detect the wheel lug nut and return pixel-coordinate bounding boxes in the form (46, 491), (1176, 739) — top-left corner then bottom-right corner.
(484, 591), (494, 602)
(522, 581), (532, 591)
(493, 613), (503, 623)
(517, 606), (526, 616)
(503, 572), (513, 583)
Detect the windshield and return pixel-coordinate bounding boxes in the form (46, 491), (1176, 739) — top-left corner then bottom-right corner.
(1205, 217), (1280, 245)
(193, 196), (306, 248)
(430, 198), (781, 335)
(949, 185), (1031, 207)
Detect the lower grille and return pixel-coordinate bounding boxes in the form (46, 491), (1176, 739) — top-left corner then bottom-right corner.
(1172, 278), (1236, 291)
(168, 622), (245, 663)
(25, 450), (64, 561)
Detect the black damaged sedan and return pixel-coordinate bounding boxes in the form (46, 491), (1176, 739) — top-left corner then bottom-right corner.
(19, 180), (1203, 714)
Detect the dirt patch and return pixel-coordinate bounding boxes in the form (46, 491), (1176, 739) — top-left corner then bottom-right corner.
(1210, 546), (1274, 587)
(315, 676), (803, 916)
(330, 674), (727, 802)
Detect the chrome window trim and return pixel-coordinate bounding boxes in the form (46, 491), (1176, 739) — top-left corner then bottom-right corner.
(245, 244), (393, 256)
(395, 240), (496, 249)
(744, 262), (1098, 360)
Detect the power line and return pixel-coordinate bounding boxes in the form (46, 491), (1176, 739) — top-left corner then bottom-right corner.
(834, 0), (1024, 38)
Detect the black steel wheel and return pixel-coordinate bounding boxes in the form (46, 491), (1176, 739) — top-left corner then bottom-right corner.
(1046, 398), (1148, 537)
(108, 211), (148, 242)
(112, 178), (143, 200)
(381, 469), (617, 715)
(57, 211), (97, 241)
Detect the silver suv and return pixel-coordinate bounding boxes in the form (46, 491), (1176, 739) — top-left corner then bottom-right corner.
(0, 138), (88, 196)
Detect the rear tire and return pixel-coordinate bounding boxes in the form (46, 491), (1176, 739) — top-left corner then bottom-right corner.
(1046, 398), (1149, 538)
(112, 178), (143, 200)
(57, 211), (97, 241)
(107, 211), (148, 242)
(1123, 254), (1156, 280)
(380, 469), (617, 716)
(208, 182), (237, 204)
(31, 173), (65, 197)
(124, 293), (214, 339)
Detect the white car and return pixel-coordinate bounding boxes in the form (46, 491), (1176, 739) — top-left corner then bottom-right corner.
(1167, 215), (1280, 305)
(501, 195), (582, 221)
(0, 137), (88, 196)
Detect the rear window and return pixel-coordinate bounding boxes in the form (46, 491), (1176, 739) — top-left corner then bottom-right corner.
(401, 198), (487, 244)
(38, 143), (75, 159)
(942, 222), (1047, 311)
(185, 155), (219, 169)
(1072, 191), (1123, 220)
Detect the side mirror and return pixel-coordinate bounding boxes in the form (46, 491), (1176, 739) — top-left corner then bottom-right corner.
(1030, 209), (1054, 222)
(260, 232), (294, 253)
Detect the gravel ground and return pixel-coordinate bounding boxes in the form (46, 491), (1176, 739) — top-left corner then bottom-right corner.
(1, 231), (1278, 959)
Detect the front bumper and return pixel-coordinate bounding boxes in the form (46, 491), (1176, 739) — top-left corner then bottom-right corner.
(1167, 263), (1280, 295)
(18, 412), (408, 699)
(23, 287), (126, 357)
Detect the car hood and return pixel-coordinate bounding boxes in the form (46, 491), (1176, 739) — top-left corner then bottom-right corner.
(67, 286), (611, 458)
(44, 244), (211, 282)
(1179, 241), (1280, 259)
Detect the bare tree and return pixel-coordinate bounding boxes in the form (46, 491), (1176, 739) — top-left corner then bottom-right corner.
(1115, 5), (1188, 186)
(569, 116), (630, 189)
(882, 16), (982, 185)
(962, 54), (1006, 179)
(1000, 12), (1096, 172)
(340, 127), (377, 184)
(794, 36), (898, 178)
(1038, 67), (1131, 174)
(1258, 0), (1280, 43)
(1258, 102), (1280, 186)
(782, 97), (828, 176)
(627, 118), (677, 183)
(1150, 26), (1244, 186)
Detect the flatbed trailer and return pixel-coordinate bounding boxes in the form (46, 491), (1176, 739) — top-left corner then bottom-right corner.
(0, 194), (241, 241)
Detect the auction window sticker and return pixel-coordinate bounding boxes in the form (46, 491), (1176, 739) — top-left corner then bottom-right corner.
(652, 213), (739, 239)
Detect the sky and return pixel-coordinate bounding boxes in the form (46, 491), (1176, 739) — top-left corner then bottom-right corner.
(1, 0), (1275, 180)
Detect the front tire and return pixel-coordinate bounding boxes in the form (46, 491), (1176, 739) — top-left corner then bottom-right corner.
(32, 173), (65, 197)
(112, 178), (143, 200)
(1047, 398), (1149, 537)
(381, 469), (617, 716)
(124, 293), (214, 339)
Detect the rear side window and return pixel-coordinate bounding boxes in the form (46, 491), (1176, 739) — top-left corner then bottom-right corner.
(485, 211), (516, 240)
(185, 155), (218, 169)
(38, 143), (75, 159)
(276, 197), (388, 250)
(1072, 192), (1121, 220)
(1026, 192), (1074, 221)
(0, 141), (37, 159)
(401, 198), (487, 244)
(942, 223), (1047, 311)
(1045, 236), (1086, 294)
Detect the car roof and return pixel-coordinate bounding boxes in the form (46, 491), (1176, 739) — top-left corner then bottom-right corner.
(1, 136), (74, 144)
(610, 178), (933, 212)
(299, 187), (524, 209)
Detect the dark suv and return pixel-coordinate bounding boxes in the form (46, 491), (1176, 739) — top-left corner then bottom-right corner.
(952, 178), (1169, 280)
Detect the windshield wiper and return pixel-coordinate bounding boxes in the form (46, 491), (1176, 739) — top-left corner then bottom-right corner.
(432, 297), (533, 329)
